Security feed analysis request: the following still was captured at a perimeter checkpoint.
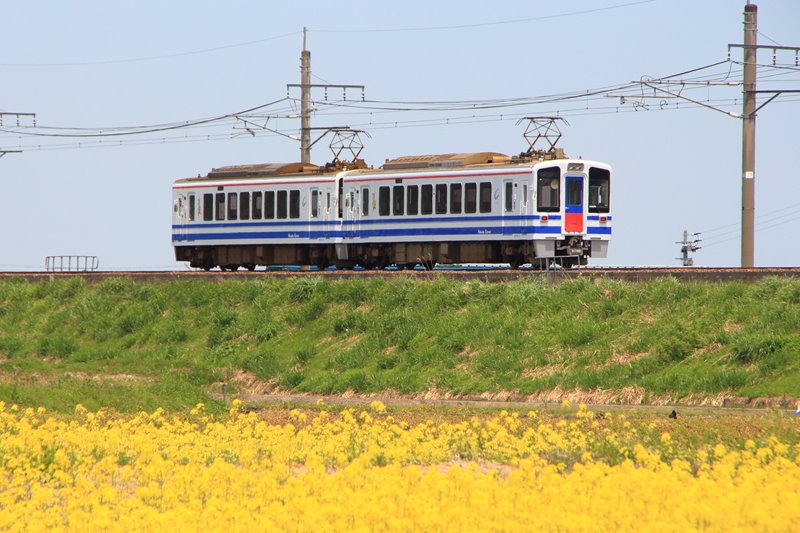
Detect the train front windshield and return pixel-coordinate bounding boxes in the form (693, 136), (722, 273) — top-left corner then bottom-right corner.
(588, 167), (610, 213)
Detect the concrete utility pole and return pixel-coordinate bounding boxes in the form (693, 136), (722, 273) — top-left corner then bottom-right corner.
(638, 4), (800, 268)
(741, 3), (757, 268)
(731, 4), (800, 267)
(287, 28), (365, 164)
(300, 27), (312, 164)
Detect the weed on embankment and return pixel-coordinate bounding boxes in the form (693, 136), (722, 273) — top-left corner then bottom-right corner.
(0, 275), (798, 412)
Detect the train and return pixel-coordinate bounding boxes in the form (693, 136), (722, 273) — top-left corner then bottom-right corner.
(171, 147), (611, 270)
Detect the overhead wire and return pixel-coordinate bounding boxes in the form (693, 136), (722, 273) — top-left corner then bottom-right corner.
(699, 203), (800, 247)
(702, 214), (800, 249)
(0, 32), (301, 67)
(0, 98), (290, 138)
(311, 0), (659, 33)
(3, 57), (798, 152)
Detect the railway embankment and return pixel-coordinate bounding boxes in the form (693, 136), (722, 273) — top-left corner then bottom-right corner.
(1, 275), (798, 412)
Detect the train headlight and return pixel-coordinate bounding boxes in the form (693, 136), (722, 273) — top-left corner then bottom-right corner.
(567, 163), (584, 171)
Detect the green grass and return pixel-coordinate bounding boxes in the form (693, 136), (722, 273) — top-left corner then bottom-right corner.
(0, 275), (799, 412)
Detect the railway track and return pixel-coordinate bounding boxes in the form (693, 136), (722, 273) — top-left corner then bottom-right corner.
(1, 267), (799, 283)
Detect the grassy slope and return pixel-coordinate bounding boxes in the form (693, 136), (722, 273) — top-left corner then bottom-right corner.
(0, 275), (799, 412)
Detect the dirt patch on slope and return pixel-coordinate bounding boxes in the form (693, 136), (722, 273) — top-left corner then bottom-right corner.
(222, 371), (800, 411)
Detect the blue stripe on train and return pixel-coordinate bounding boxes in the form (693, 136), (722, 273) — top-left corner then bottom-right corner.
(586, 227), (612, 234)
(171, 225), (576, 242)
(171, 214), (564, 230)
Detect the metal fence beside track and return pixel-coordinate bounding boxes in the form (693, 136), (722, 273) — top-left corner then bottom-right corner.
(45, 256), (99, 273)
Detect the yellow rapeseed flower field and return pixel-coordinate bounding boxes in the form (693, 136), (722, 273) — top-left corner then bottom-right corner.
(1, 401), (799, 532)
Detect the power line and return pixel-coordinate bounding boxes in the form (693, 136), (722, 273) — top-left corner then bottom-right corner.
(312, 0), (659, 33)
(702, 215), (800, 249)
(0, 32), (301, 67)
(701, 209), (800, 247)
(0, 98), (289, 138)
(4, 92), (799, 152)
(699, 202), (800, 236)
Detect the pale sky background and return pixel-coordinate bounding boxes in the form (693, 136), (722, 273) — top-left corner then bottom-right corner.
(0, 0), (798, 270)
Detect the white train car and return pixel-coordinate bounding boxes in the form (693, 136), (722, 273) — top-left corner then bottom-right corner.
(172, 151), (611, 270)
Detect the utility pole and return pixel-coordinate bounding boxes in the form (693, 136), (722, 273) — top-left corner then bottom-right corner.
(740, 3), (757, 268)
(287, 28), (365, 164)
(677, 230), (701, 267)
(636, 3), (800, 268)
(300, 28), (312, 164)
(729, 3), (800, 267)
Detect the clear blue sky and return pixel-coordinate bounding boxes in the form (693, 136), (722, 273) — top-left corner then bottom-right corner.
(1, 0), (798, 270)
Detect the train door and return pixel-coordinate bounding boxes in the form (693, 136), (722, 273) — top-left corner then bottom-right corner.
(347, 186), (359, 239)
(174, 193), (188, 241)
(503, 178), (525, 236)
(359, 186), (370, 240)
(310, 188), (322, 239)
(564, 176), (584, 233)
(341, 182), (357, 239)
(322, 188), (332, 239)
(337, 177), (344, 235)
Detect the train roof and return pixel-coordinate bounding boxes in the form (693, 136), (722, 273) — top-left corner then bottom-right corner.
(176, 162), (321, 184)
(207, 162), (321, 179)
(176, 148), (589, 184)
(381, 152), (510, 170)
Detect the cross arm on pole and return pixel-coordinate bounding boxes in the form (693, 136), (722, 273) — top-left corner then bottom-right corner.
(638, 82), (742, 118)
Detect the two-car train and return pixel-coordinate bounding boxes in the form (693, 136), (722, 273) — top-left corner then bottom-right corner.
(172, 148), (611, 270)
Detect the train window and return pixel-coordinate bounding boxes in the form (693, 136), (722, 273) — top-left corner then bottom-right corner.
(277, 191), (287, 219)
(327, 192), (331, 211)
(265, 191), (275, 219)
(504, 182), (513, 212)
(289, 190), (300, 219)
(567, 180), (582, 206)
(393, 185), (404, 216)
(379, 187), (390, 216)
(227, 193), (238, 220)
(479, 182), (492, 213)
(311, 190), (319, 218)
(349, 192), (355, 212)
(421, 185), (433, 215)
(203, 193), (213, 221)
(240, 192), (250, 220)
(215, 193), (225, 221)
(523, 185), (528, 207)
(407, 185), (419, 215)
(435, 184), (447, 214)
(537, 167), (561, 212)
(450, 184), (462, 214)
(464, 183), (477, 213)
(362, 187), (369, 216)
(252, 192), (263, 219)
(188, 194), (196, 221)
(588, 167), (610, 213)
